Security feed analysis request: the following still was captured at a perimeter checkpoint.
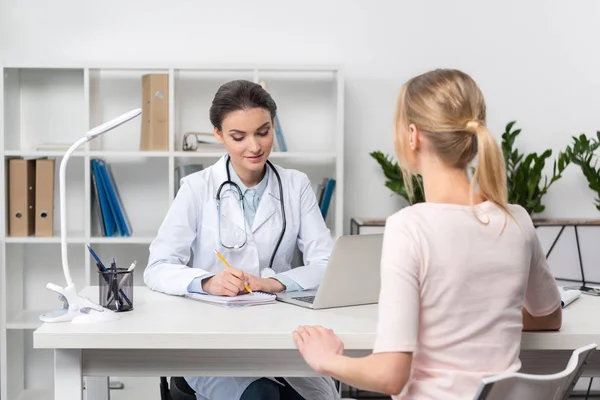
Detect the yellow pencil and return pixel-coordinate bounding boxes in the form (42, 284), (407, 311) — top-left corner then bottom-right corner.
(213, 249), (253, 294)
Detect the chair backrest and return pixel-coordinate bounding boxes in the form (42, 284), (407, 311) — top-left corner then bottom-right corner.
(472, 343), (597, 400)
(159, 376), (196, 400)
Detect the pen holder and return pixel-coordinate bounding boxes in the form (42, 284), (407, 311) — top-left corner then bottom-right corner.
(98, 267), (134, 312)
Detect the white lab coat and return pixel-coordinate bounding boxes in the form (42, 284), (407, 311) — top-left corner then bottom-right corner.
(144, 155), (339, 400)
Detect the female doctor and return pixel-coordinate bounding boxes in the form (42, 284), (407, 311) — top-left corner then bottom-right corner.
(144, 80), (339, 400)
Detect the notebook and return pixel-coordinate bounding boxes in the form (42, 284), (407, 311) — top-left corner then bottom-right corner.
(559, 287), (581, 308)
(185, 292), (276, 308)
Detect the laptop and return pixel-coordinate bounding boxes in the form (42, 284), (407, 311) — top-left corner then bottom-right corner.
(276, 234), (384, 309)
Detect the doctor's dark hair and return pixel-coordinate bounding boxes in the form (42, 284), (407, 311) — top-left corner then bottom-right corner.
(209, 80), (277, 131)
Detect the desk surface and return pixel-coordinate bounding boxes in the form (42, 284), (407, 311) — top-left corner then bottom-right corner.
(34, 286), (600, 351)
(352, 217), (600, 227)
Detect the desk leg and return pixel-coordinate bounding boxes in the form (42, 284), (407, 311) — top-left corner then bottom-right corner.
(545, 225), (566, 259)
(86, 377), (110, 400)
(55, 349), (83, 400)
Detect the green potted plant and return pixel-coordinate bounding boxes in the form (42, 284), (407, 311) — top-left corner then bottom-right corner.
(370, 121), (571, 215)
(502, 121), (571, 215)
(565, 132), (600, 211)
(369, 150), (425, 204)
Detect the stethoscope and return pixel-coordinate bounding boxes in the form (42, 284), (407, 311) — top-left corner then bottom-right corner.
(215, 156), (286, 271)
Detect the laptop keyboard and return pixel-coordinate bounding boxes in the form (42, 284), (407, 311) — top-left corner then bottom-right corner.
(293, 296), (315, 304)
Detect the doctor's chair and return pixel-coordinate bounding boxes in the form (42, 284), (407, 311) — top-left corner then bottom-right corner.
(160, 377), (195, 400)
(159, 376), (356, 400)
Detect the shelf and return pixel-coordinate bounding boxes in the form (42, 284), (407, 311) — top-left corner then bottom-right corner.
(16, 389), (53, 400)
(174, 151), (337, 162)
(269, 152), (337, 161)
(4, 150), (169, 158)
(4, 150), (84, 158)
(4, 236), (155, 244)
(88, 150), (169, 158)
(6, 310), (44, 330)
(5, 235), (87, 244)
(5, 150), (337, 162)
(89, 235), (156, 244)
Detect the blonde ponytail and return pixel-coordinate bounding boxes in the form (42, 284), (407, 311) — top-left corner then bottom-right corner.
(469, 121), (509, 214)
(394, 69), (513, 223)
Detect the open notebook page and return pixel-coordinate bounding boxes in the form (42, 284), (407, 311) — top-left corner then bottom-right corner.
(185, 291), (276, 307)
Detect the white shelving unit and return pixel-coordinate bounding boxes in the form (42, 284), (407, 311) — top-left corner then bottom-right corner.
(0, 64), (344, 399)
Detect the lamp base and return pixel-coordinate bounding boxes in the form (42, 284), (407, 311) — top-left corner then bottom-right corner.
(72, 308), (119, 324)
(39, 282), (120, 324)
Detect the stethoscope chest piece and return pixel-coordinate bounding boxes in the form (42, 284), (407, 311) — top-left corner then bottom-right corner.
(260, 268), (276, 278)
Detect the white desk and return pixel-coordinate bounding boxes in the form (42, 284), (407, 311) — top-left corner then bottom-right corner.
(34, 286), (600, 400)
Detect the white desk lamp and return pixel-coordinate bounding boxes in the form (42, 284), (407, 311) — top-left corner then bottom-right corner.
(39, 108), (142, 324)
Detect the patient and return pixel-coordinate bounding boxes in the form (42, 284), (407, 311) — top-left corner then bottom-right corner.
(293, 68), (562, 400)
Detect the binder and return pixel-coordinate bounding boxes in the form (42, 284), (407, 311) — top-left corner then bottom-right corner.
(317, 177), (328, 206)
(95, 160), (124, 236)
(98, 160), (131, 236)
(91, 160), (116, 236)
(320, 178), (336, 219)
(106, 163), (132, 236)
(90, 161), (106, 236)
(140, 73), (169, 151)
(175, 163), (204, 194)
(273, 114), (287, 152)
(34, 158), (55, 236)
(8, 158), (36, 236)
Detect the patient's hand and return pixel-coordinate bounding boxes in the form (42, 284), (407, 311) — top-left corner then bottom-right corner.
(246, 274), (285, 294)
(294, 325), (344, 374)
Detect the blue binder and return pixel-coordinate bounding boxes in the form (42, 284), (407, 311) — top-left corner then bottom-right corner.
(96, 160), (129, 237)
(105, 163), (132, 236)
(91, 160), (116, 237)
(320, 178), (336, 219)
(274, 115), (288, 152)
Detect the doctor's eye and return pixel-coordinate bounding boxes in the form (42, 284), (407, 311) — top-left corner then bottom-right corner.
(231, 136), (244, 142)
(257, 130), (269, 137)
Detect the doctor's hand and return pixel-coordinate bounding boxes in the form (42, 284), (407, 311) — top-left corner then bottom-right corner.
(246, 275), (285, 294)
(293, 325), (344, 374)
(202, 267), (249, 296)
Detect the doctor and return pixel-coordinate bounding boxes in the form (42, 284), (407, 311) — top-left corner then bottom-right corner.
(144, 79), (339, 400)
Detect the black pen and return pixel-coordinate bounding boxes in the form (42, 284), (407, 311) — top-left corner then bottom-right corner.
(110, 258), (121, 310)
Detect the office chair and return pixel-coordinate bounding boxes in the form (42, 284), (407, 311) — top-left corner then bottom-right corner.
(472, 343), (597, 400)
(159, 376), (357, 400)
(160, 376), (196, 400)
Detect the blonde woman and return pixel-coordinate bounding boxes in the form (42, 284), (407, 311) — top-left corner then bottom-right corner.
(293, 69), (562, 400)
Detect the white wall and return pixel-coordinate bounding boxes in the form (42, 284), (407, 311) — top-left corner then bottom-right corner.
(2, 0), (600, 280)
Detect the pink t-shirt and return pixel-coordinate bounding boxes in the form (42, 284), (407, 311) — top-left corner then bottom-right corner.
(373, 201), (561, 400)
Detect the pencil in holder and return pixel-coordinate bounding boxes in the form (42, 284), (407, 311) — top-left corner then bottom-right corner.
(98, 266), (134, 312)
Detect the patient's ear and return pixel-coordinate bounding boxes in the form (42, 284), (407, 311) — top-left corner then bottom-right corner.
(408, 124), (420, 151)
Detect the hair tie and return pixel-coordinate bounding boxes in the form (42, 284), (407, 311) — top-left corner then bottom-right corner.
(466, 120), (479, 130)
(465, 120), (480, 136)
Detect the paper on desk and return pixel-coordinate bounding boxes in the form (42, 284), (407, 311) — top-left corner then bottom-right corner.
(185, 292), (276, 308)
(559, 287), (581, 308)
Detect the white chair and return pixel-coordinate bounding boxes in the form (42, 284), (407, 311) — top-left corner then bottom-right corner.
(472, 343), (597, 400)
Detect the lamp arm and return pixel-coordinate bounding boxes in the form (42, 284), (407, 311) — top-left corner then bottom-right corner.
(60, 136), (89, 288)
(40, 108), (141, 324)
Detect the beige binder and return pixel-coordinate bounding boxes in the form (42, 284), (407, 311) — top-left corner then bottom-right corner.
(8, 158), (36, 236)
(35, 158), (55, 236)
(140, 73), (169, 151)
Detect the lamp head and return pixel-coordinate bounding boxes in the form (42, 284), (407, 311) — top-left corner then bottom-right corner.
(86, 108), (142, 141)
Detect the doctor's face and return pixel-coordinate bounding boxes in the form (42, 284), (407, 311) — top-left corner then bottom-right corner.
(215, 107), (274, 176)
